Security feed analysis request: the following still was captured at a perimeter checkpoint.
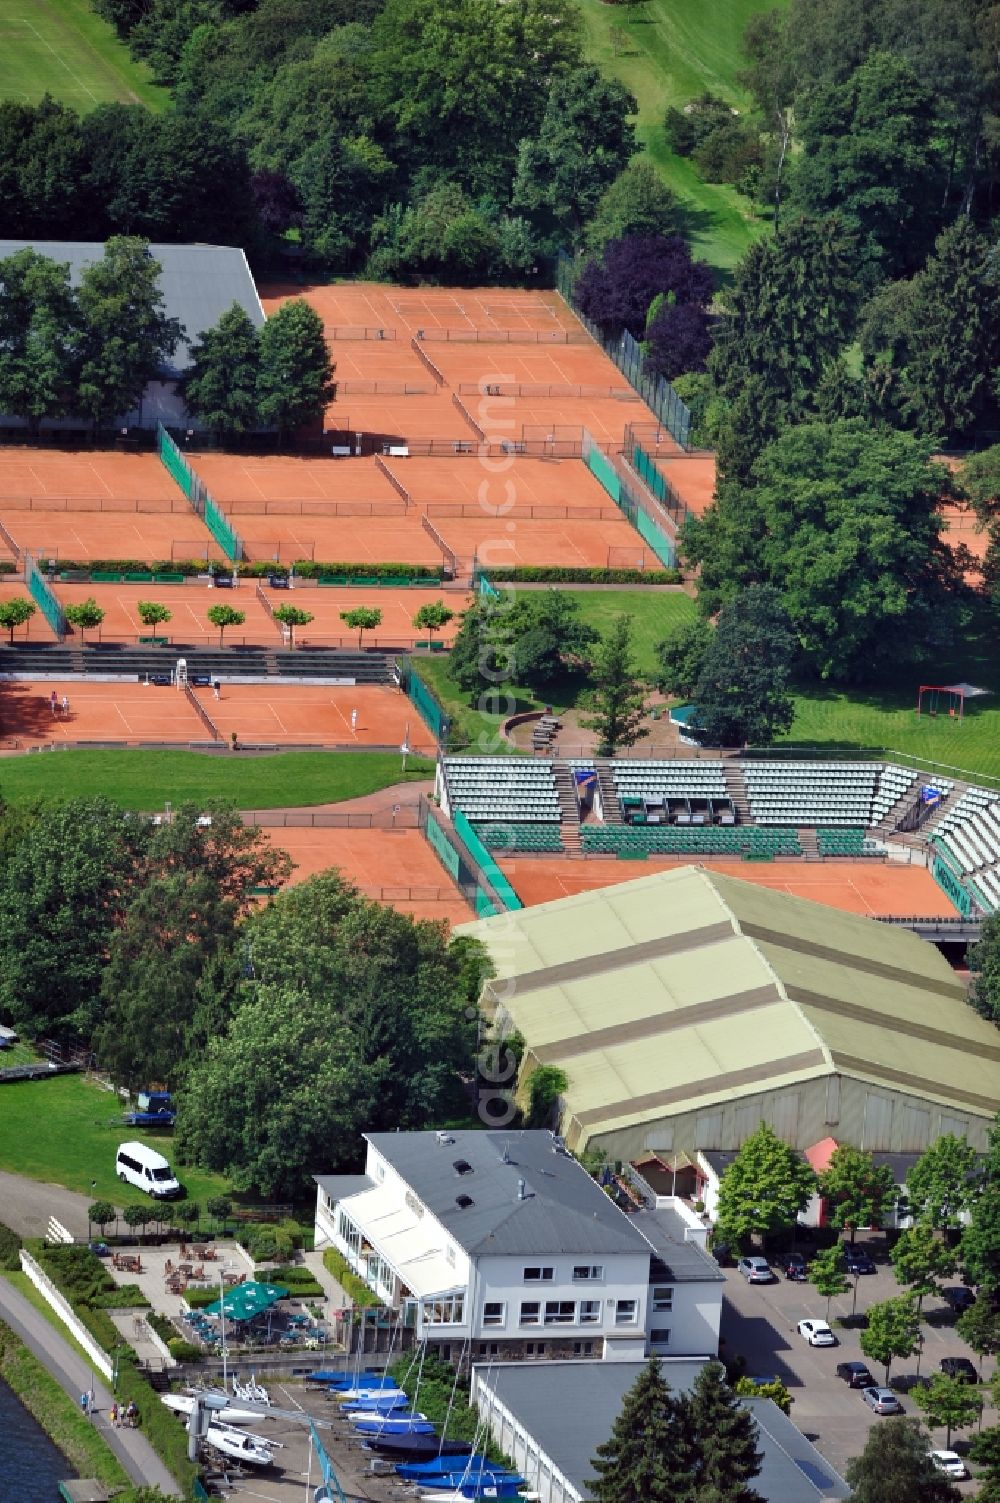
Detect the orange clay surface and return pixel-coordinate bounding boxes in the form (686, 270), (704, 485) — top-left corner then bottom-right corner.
(259, 282), (581, 337)
(270, 825), (471, 925)
(0, 448), (180, 502)
(380, 455), (615, 514)
(187, 454), (401, 509)
(321, 391), (481, 441)
(0, 679), (437, 751)
(4, 507), (220, 564)
(430, 344), (633, 391)
(433, 511), (647, 571)
(650, 451), (718, 518)
(499, 855), (958, 919)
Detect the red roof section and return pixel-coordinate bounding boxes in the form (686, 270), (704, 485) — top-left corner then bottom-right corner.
(804, 1137), (839, 1173)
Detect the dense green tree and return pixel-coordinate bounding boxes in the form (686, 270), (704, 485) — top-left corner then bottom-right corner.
(819, 1145), (898, 1242)
(449, 592), (597, 699)
(175, 875), (483, 1194)
(689, 1360), (764, 1503)
(655, 616), (712, 700)
(912, 1372), (982, 1449)
(256, 299), (335, 439)
(906, 1134), (978, 1229)
(412, 601), (454, 646)
(368, 0), (582, 197)
(206, 605), (245, 646)
(272, 604), (314, 650)
(339, 606), (382, 649)
(580, 614), (649, 758)
(808, 1243), (852, 1320)
(961, 447), (1000, 532)
(0, 598), (36, 645)
(715, 1123), (817, 1245)
(961, 1183), (1000, 1296)
(711, 214), (857, 416)
(16, 97), (89, 238)
(64, 599), (105, 642)
(859, 1295), (922, 1383)
(136, 601), (171, 632)
(0, 250), (81, 429)
(791, 52), (941, 280)
(890, 1226), (957, 1314)
(844, 1417), (960, 1503)
(526, 1065), (568, 1129)
(128, 0), (223, 83)
(75, 238), (181, 431)
(512, 66), (636, 246)
(690, 585), (795, 747)
(585, 160), (681, 254)
(292, 132), (393, 269)
(686, 421), (961, 680)
(0, 798), (149, 1039)
(737, 10), (796, 224)
(87, 1201), (116, 1239)
(182, 304), (261, 437)
(589, 1357), (699, 1503)
(956, 1297), (1000, 1372)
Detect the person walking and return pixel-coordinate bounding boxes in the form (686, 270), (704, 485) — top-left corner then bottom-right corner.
(110, 1401), (119, 1428)
(61, 694), (69, 716)
(50, 691), (58, 715)
(350, 708), (358, 732)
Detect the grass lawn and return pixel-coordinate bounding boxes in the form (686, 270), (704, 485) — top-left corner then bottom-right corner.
(0, 748), (434, 809)
(0, 1073), (232, 1203)
(579, 0), (784, 272)
(781, 691), (1000, 786)
(561, 588), (695, 678)
(0, 0), (167, 110)
(2, 1270), (108, 1377)
(418, 587), (692, 745)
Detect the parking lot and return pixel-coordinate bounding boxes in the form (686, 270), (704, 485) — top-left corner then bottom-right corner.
(719, 1239), (993, 1488)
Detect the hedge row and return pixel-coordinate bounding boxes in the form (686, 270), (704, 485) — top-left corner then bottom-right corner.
(322, 1248), (383, 1308)
(40, 558), (446, 583)
(0, 1220), (22, 1271)
(484, 565), (683, 584)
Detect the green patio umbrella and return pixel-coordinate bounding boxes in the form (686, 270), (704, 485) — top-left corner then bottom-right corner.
(203, 1279), (289, 1321)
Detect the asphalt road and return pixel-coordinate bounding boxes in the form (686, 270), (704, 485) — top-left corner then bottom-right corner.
(719, 1241), (992, 1489)
(0, 1168), (96, 1240)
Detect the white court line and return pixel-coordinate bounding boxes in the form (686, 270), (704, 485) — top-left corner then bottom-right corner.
(20, 19), (99, 105)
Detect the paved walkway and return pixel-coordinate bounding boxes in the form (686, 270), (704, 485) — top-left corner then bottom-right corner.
(0, 1276), (182, 1496)
(0, 1169), (97, 1241)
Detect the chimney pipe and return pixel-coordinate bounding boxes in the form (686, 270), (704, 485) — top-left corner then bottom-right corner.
(517, 1178), (526, 1201)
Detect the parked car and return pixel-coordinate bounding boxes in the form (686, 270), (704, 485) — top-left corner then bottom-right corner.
(737, 1256), (776, 1284)
(940, 1357), (978, 1382)
(781, 1253), (808, 1281)
(712, 1241), (734, 1267)
(862, 1386), (903, 1415)
(797, 1318), (837, 1347)
(844, 1246), (877, 1275)
(929, 1451), (968, 1479)
(837, 1361), (876, 1389)
(942, 1286), (975, 1313)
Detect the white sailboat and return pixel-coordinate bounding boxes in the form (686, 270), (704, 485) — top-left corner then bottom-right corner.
(161, 1391), (261, 1425)
(206, 1423), (275, 1467)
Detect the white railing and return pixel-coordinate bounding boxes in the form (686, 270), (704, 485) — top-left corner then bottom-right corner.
(19, 1249), (113, 1381)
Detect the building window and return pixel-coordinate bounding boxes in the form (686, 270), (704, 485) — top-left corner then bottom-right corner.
(615, 1299), (638, 1325)
(523, 1266), (554, 1283)
(572, 1265), (604, 1281)
(422, 1295), (465, 1325)
(483, 1302), (506, 1327)
(375, 1162), (385, 1182)
(572, 1341), (594, 1357)
(525, 1343), (547, 1358)
(544, 1300), (576, 1325)
(652, 1287), (674, 1313)
(650, 1328), (671, 1345)
(579, 1300), (601, 1325)
(430, 1343), (452, 1361)
(477, 1342), (499, 1357)
(519, 1302), (541, 1326)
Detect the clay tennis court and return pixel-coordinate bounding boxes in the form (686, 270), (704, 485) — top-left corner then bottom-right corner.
(187, 454), (402, 508)
(8, 508), (220, 564)
(238, 514), (446, 568)
(382, 455), (615, 515)
(256, 585), (469, 648)
(429, 343), (633, 392)
(432, 511), (648, 572)
(0, 448), (180, 503)
(55, 580), (274, 647)
(499, 856), (957, 919)
(324, 391), (482, 441)
(189, 683), (436, 751)
(488, 394), (645, 448)
(270, 826), (471, 925)
(259, 282), (581, 338)
(0, 579), (57, 641)
(942, 503), (990, 582)
(0, 680), (436, 751)
(647, 451), (717, 518)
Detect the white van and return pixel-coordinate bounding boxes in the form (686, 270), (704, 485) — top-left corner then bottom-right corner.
(116, 1141), (182, 1199)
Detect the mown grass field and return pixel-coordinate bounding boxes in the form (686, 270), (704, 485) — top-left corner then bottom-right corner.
(0, 0), (167, 110)
(0, 1073), (232, 1202)
(579, 0), (785, 272)
(780, 692), (1000, 786)
(0, 749), (434, 809)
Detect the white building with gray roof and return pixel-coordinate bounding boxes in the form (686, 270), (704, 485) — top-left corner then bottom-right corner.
(0, 240), (265, 431)
(471, 1360), (850, 1503)
(314, 1129), (723, 1363)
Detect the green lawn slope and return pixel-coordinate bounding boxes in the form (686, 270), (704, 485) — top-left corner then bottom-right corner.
(0, 749), (433, 809)
(579, 0), (785, 272)
(0, 0), (168, 111)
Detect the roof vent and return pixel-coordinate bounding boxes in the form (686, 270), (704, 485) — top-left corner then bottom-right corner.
(517, 1178), (527, 1201)
(436, 1131), (455, 1146)
(455, 1194), (474, 1209)
(453, 1159), (473, 1176)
